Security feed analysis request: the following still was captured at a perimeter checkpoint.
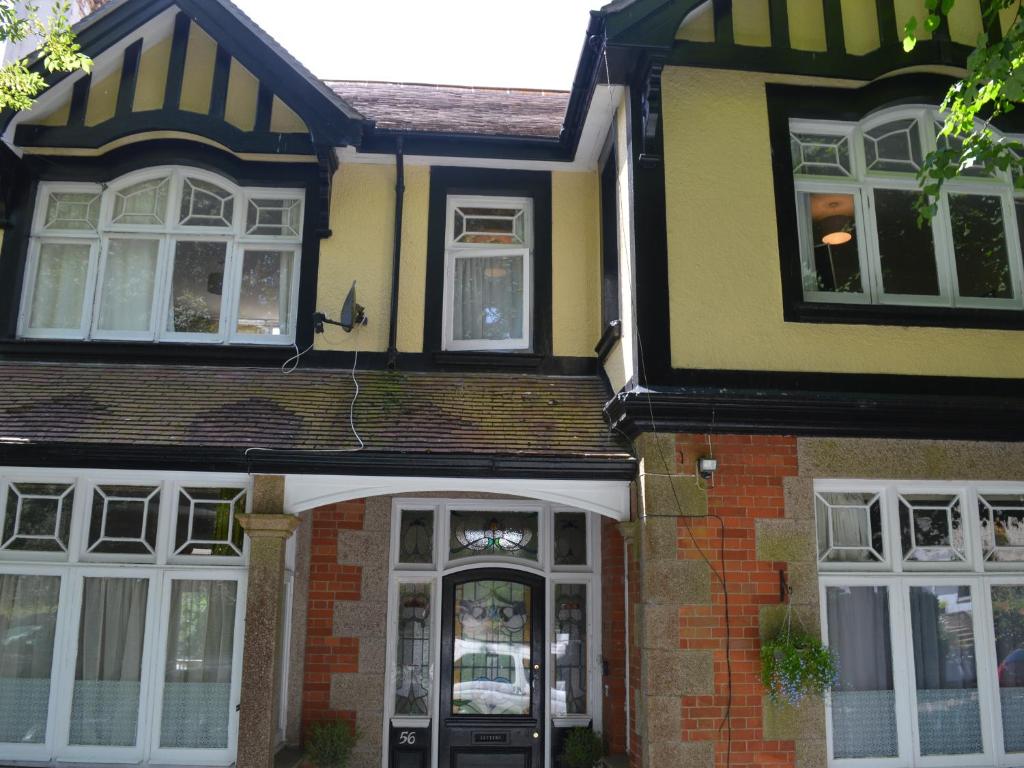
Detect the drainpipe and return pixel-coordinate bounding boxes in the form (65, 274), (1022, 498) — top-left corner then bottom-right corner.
(386, 137), (405, 369)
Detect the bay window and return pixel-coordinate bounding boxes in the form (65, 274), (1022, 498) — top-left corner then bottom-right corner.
(817, 482), (1024, 767)
(791, 108), (1024, 311)
(18, 168), (303, 344)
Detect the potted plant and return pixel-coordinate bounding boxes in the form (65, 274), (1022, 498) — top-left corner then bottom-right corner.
(304, 720), (360, 768)
(760, 629), (837, 705)
(561, 726), (605, 768)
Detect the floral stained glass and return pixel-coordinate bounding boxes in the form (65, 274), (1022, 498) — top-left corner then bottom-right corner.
(394, 583), (432, 716)
(449, 510), (538, 561)
(552, 583), (587, 715)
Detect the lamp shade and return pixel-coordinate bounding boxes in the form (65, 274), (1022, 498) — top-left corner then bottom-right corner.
(819, 215), (853, 246)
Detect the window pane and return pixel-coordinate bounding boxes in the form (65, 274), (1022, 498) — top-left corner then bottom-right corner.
(949, 193), (1013, 299)
(799, 192), (863, 294)
(246, 198), (301, 237)
(166, 241), (227, 335)
(826, 586), (898, 759)
(112, 177), (169, 226)
(992, 585), (1024, 753)
(179, 178), (234, 227)
(815, 492), (884, 563)
(27, 242), (91, 332)
(874, 188), (940, 295)
(96, 239), (159, 332)
(160, 580), (237, 749)
(790, 132), (852, 177)
(44, 191), (99, 231)
(453, 206), (525, 244)
(398, 509), (434, 565)
(452, 254), (524, 342)
(449, 510), (538, 561)
(899, 494), (965, 562)
(864, 118), (923, 173)
(0, 574), (60, 744)
(553, 511), (587, 566)
(69, 577), (148, 746)
(174, 487), (245, 557)
(88, 485), (159, 556)
(979, 493), (1024, 563)
(552, 583), (587, 715)
(236, 250), (292, 337)
(2, 482), (74, 552)
(394, 583), (432, 715)
(910, 585), (982, 756)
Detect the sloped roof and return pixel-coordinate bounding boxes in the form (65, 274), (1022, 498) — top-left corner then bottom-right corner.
(327, 81), (569, 138)
(0, 362), (630, 466)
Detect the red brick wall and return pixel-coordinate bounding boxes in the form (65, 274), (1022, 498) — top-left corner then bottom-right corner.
(300, 499), (365, 735)
(675, 434), (798, 768)
(601, 517), (627, 756)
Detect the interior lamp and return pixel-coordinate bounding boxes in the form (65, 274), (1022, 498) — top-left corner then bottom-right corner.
(819, 215), (853, 246)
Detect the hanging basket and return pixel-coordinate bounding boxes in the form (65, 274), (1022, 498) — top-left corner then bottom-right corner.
(760, 631), (837, 705)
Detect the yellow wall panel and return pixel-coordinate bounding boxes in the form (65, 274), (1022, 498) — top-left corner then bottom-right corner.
(661, 65), (1024, 379)
(396, 165), (430, 353)
(179, 22), (216, 114)
(270, 97), (308, 134)
(893, 0), (932, 40)
(30, 96), (70, 126)
(841, 0), (880, 55)
(732, 0), (771, 47)
(1000, 2), (1021, 37)
(676, 0), (715, 42)
(84, 66), (121, 127)
(787, 0), (826, 51)
(552, 171), (601, 357)
(133, 36), (171, 112)
(947, 0), (983, 45)
(225, 59), (259, 131)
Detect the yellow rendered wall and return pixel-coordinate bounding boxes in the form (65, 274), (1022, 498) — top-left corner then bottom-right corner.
(552, 171), (601, 357)
(661, 66), (1024, 379)
(225, 59), (259, 131)
(179, 22), (216, 114)
(133, 35), (171, 112)
(84, 65), (121, 127)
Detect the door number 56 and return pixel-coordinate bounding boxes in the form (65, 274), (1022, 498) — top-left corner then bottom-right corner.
(398, 731), (417, 745)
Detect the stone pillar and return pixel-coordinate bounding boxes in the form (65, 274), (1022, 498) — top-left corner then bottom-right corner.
(235, 475), (300, 768)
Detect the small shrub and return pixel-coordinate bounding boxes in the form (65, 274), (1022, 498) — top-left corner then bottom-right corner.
(562, 726), (604, 768)
(305, 720), (359, 768)
(760, 631), (837, 705)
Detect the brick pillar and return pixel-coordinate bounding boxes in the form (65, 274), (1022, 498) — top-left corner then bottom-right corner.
(235, 475), (300, 768)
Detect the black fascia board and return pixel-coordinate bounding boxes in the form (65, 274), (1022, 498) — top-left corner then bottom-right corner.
(0, 443), (638, 481)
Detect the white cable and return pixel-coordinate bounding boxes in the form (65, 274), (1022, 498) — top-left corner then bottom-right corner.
(281, 341), (314, 374)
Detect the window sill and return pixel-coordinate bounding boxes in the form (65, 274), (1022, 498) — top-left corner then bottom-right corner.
(0, 337), (298, 365)
(786, 301), (1024, 330)
(432, 351), (544, 369)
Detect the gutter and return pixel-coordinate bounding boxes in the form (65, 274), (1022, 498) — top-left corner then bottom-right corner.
(386, 136), (405, 369)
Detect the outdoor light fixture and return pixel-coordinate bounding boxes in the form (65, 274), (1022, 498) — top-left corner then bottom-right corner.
(697, 457), (718, 480)
(819, 214), (853, 246)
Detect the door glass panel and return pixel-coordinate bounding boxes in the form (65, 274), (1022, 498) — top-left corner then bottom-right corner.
(992, 585), (1024, 753)
(394, 583), (432, 716)
(0, 574), (60, 744)
(454, 754), (527, 768)
(452, 580), (531, 716)
(398, 509), (434, 565)
(553, 512), (587, 566)
(826, 585), (898, 758)
(909, 585), (982, 756)
(449, 511), (538, 562)
(69, 577), (148, 746)
(160, 580), (237, 749)
(552, 583), (587, 715)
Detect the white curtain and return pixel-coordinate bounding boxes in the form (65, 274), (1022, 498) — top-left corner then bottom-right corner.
(160, 580), (237, 749)
(453, 254), (523, 342)
(0, 574), (60, 744)
(96, 239), (158, 332)
(28, 242), (91, 330)
(69, 577), (148, 746)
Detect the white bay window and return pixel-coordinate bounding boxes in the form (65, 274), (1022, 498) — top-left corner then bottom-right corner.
(19, 168), (302, 344)
(817, 482), (1024, 767)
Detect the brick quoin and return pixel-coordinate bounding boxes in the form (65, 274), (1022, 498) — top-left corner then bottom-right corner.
(676, 434), (799, 768)
(301, 499), (365, 736)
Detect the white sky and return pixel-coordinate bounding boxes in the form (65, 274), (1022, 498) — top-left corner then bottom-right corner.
(232, 0), (602, 91)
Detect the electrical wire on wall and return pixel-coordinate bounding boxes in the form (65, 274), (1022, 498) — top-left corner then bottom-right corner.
(634, 332), (735, 768)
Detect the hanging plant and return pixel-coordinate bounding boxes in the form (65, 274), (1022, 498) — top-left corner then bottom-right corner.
(760, 629), (837, 705)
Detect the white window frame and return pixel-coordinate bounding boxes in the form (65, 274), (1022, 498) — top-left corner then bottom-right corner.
(791, 108), (1024, 310)
(18, 167), (304, 345)
(816, 480), (1024, 768)
(442, 194), (534, 352)
(384, 498), (602, 768)
(0, 468), (253, 766)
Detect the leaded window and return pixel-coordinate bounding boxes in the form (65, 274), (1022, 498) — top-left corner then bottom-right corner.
(449, 510), (538, 562)
(1, 482), (74, 553)
(173, 487), (246, 558)
(791, 107), (1024, 310)
(86, 485), (160, 557)
(20, 168), (303, 344)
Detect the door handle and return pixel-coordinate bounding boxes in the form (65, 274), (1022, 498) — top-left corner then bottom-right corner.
(533, 664), (540, 671)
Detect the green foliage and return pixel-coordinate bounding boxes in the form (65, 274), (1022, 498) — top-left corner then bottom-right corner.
(0, 0), (92, 112)
(760, 631), (837, 706)
(561, 727), (604, 768)
(902, 0), (1024, 222)
(304, 720), (360, 768)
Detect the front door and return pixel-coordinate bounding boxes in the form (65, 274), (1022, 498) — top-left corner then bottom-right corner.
(439, 569), (544, 768)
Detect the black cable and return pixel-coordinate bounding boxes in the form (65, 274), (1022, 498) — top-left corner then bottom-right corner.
(635, 332), (733, 768)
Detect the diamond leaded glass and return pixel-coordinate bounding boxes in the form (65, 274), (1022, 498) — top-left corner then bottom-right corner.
(863, 118), (923, 173)
(790, 132), (852, 177)
(179, 178), (234, 227)
(1, 482), (74, 552)
(899, 494), (966, 563)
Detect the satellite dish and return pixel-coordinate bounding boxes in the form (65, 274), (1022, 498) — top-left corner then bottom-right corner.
(313, 281), (367, 334)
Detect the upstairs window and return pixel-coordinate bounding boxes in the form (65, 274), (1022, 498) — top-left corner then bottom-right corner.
(19, 168), (303, 345)
(442, 195), (533, 351)
(790, 107), (1024, 311)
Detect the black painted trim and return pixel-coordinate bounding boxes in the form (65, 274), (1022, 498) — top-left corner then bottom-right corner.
(823, 0), (845, 55)
(163, 11), (191, 112)
(595, 320), (622, 362)
(254, 82), (273, 133)
(115, 39), (142, 118)
(768, 0), (789, 49)
(599, 135), (620, 329)
(713, 0), (733, 45)
(68, 75), (90, 127)
(876, 0), (898, 47)
(423, 166), (553, 358)
(766, 74), (1024, 331)
(209, 43), (232, 121)
(0, 443), (637, 480)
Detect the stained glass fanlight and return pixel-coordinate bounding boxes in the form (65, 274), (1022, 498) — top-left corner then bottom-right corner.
(449, 510), (538, 561)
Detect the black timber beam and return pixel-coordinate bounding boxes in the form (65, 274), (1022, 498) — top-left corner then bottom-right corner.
(115, 39), (142, 118)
